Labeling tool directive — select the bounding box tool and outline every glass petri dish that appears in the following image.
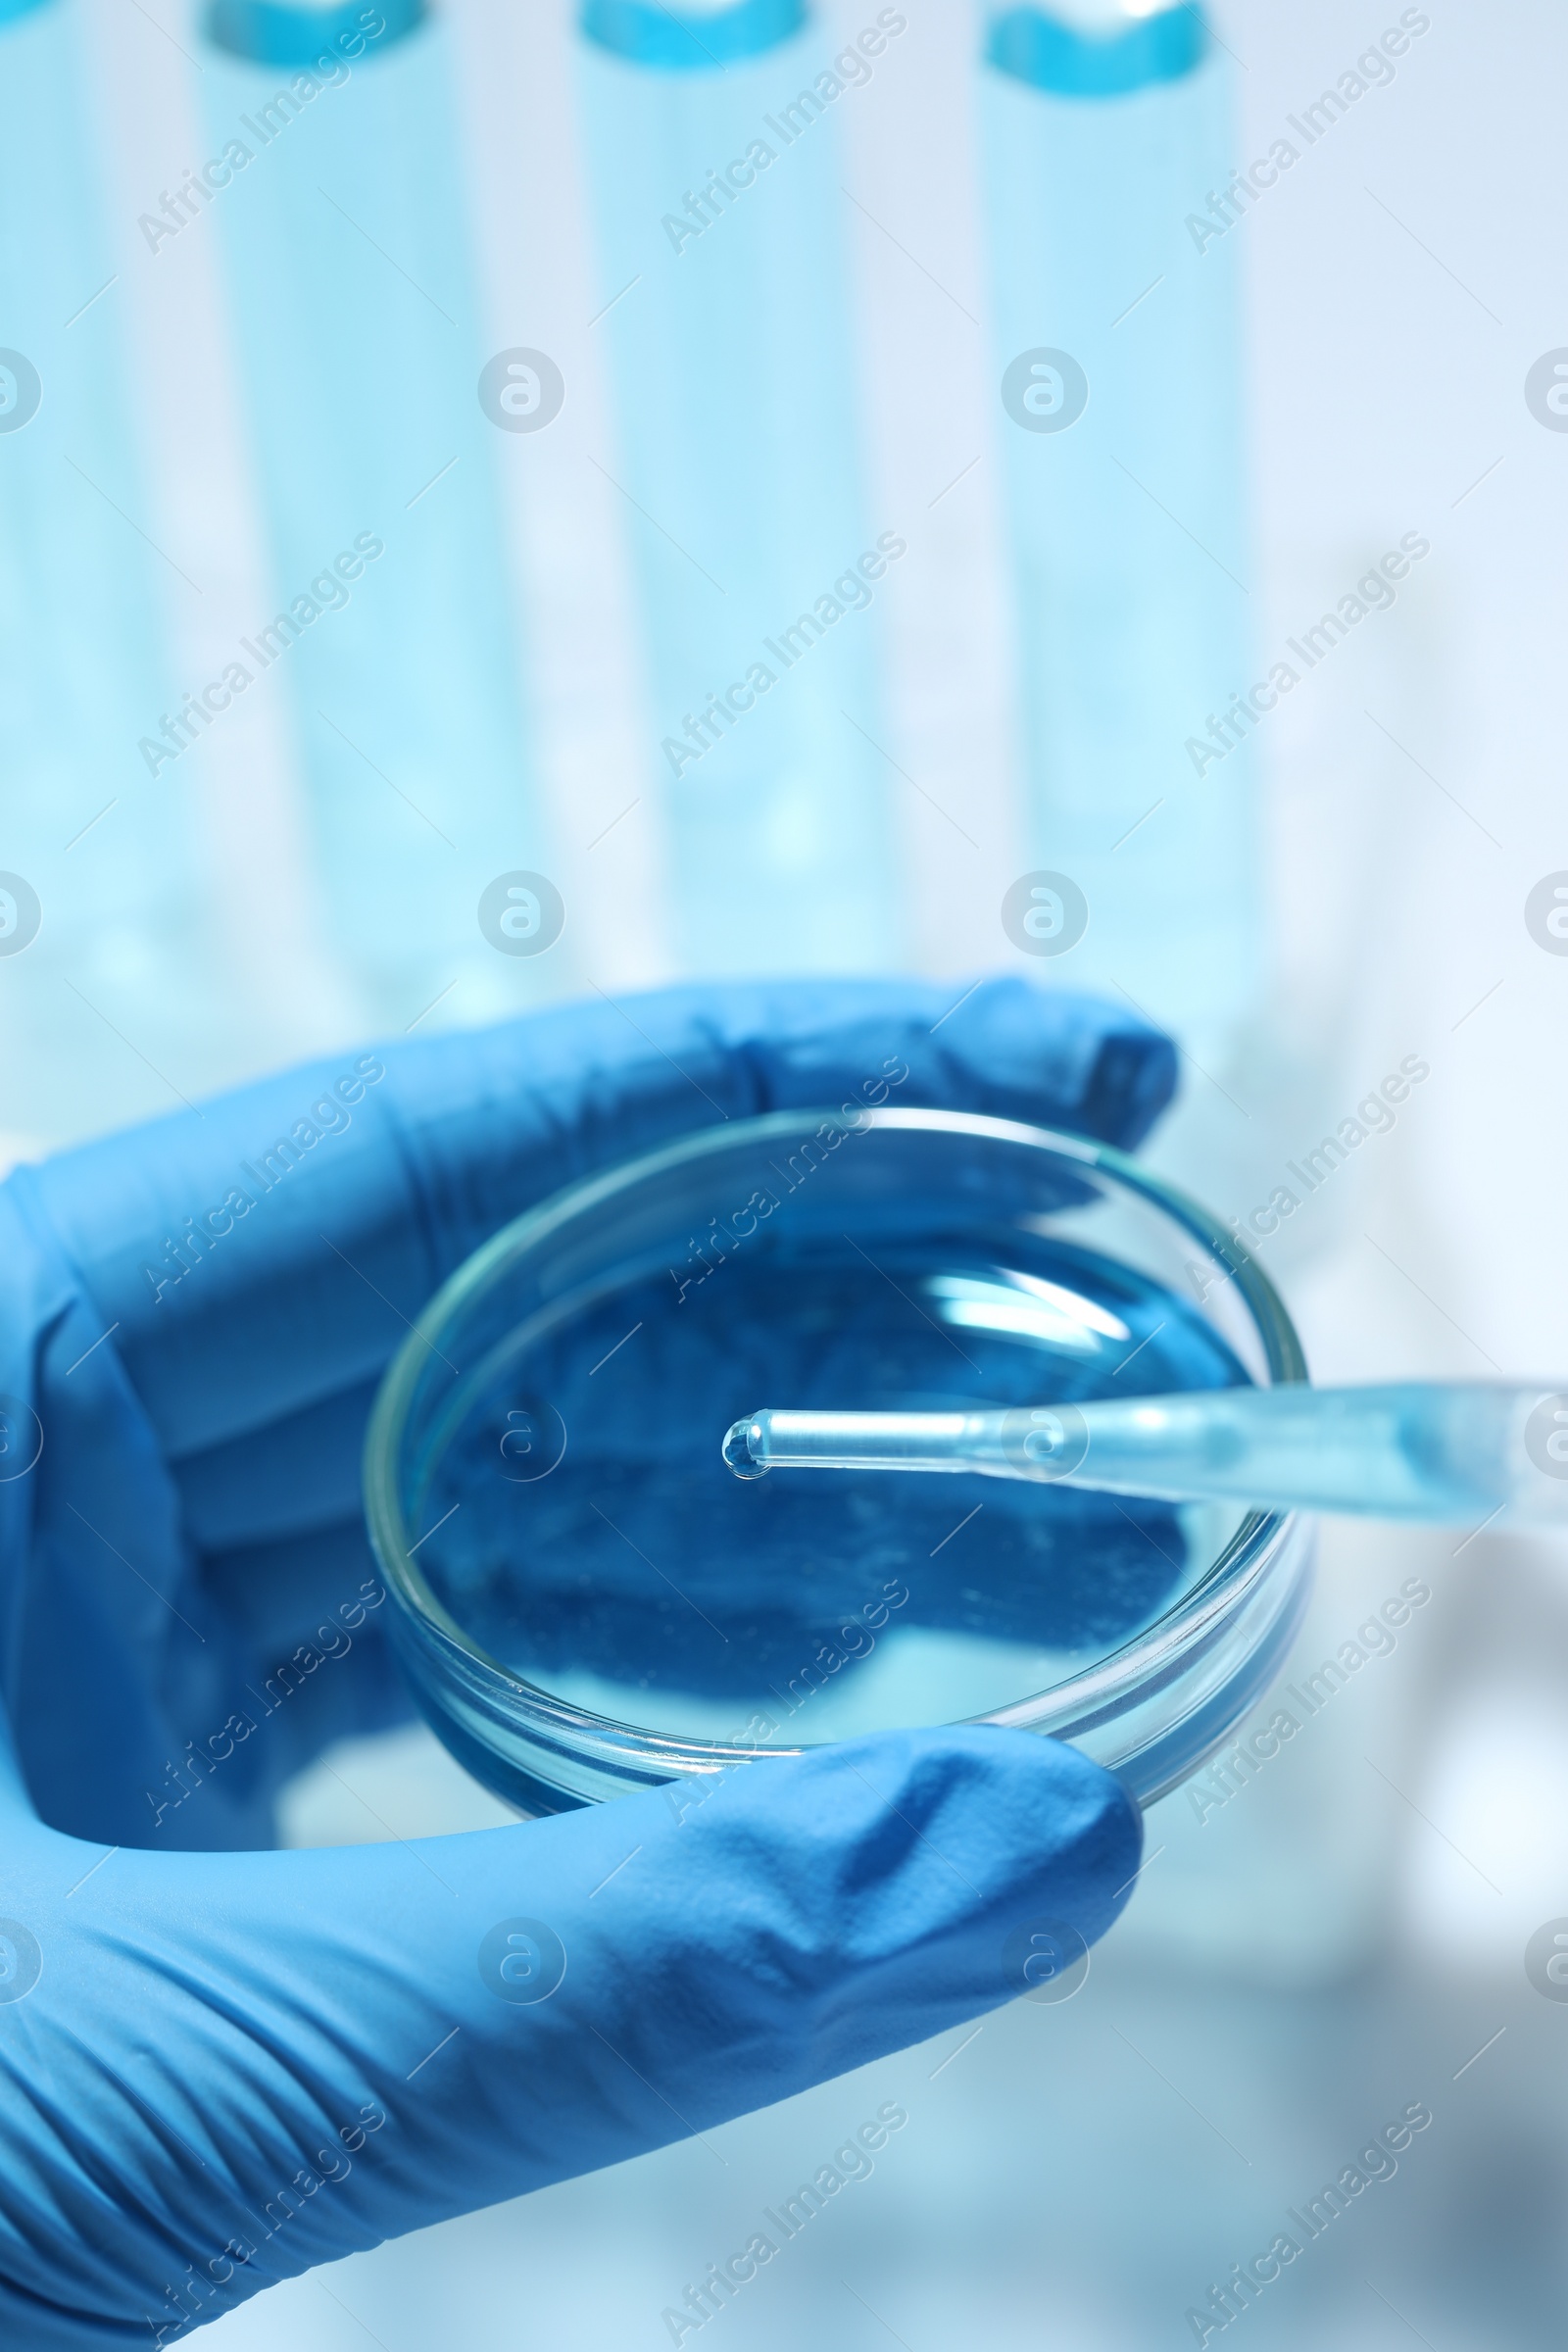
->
[364,1107,1313,1815]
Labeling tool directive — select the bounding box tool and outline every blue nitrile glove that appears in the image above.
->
[0,980,1170,2343]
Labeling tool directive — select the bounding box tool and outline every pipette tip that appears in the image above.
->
[722,1417,767,1479]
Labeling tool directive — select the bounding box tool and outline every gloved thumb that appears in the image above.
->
[1,1727,1140,2342]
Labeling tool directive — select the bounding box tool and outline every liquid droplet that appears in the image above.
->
[722,1417,767,1479]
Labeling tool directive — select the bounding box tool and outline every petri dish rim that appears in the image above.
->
[364,1105,1309,1797]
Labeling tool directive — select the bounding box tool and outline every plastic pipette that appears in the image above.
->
[721,1385,1568,1527]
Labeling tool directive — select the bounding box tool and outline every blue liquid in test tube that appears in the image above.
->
[197,0,557,1022]
[984,1,1257,1051]
[576,0,901,975]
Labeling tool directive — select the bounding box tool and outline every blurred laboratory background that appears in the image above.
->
[3,0,1567,2342]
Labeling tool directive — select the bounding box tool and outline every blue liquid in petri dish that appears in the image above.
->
[413,1230,1252,1746]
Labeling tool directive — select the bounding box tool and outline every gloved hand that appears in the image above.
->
[0,978,1172,2343]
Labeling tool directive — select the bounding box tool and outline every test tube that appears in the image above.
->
[194,0,562,1024]
[575,0,902,974]
[0,0,227,1143]
[983,0,1257,1052]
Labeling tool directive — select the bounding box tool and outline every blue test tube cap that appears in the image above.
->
[206,0,425,68]
[0,0,57,25]
[987,2,1207,96]
[581,0,807,72]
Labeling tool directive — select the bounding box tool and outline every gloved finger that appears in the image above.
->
[20,978,1174,1483]
[0,1728,1139,2342]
